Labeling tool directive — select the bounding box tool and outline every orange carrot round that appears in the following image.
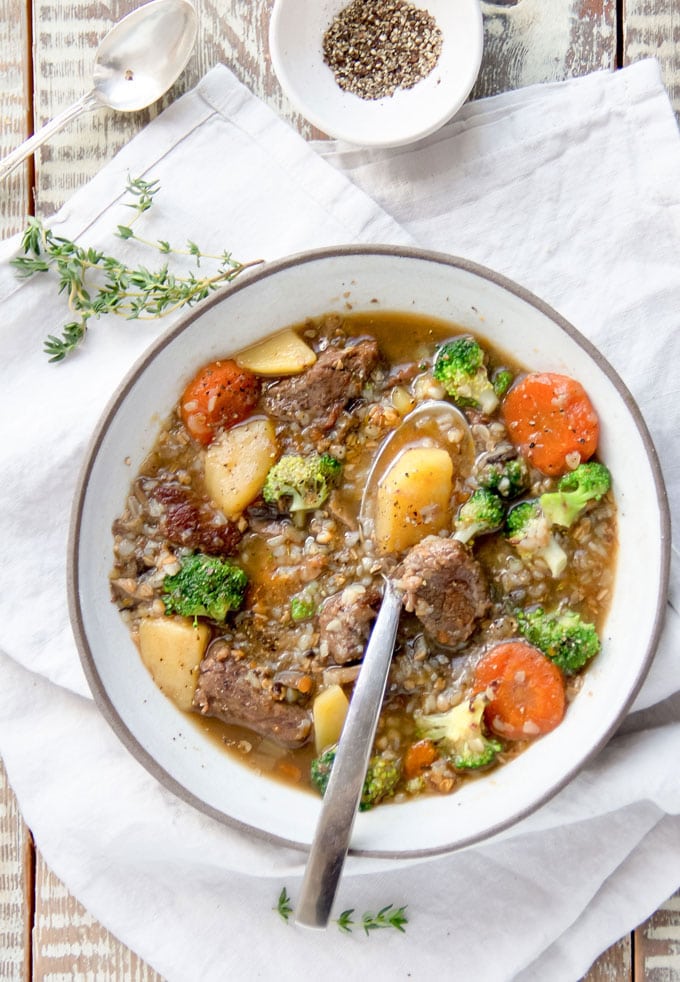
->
[180,360,260,445]
[472,641,566,741]
[502,372,599,476]
[403,739,438,779]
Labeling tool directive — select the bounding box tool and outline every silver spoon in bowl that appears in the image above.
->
[0,0,198,183]
[295,400,474,929]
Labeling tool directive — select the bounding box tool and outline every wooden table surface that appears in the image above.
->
[1,0,679,978]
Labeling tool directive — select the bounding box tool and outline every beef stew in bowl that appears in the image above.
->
[70,246,669,856]
[110,312,617,809]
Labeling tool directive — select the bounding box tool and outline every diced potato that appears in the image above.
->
[235,329,317,376]
[138,616,210,711]
[204,416,278,518]
[313,684,350,753]
[374,447,454,555]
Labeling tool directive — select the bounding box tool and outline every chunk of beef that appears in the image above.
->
[318,584,382,664]
[394,536,489,646]
[262,339,381,431]
[149,482,242,555]
[193,640,312,748]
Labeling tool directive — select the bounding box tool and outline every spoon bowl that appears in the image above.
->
[0,0,198,182]
[359,398,475,540]
[92,0,199,112]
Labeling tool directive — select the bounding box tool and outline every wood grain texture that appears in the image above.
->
[0,760,30,980]
[474,0,616,99]
[32,852,163,981]
[0,0,32,235]
[635,892,680,980]
[584,934,633,980]
[623,0,680,115]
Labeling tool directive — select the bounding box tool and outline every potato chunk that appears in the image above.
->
[374,447,454,555]
[313,684,350,753]
[235,329,317,376]
[204,417,278,518]
[138,616,210,711]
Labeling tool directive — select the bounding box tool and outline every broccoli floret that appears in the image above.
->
[290,595,315,622]
[516,606,601,674]
[433,336,499,415]
[416,693,502,770]
[453,488,506,544]
[505,500,567,578]
[492,368,514,398]
[310,745,401,811]
[474,451,530,499]
[540,462,612,528]
[162,553,247,622]
[262,453,342,514]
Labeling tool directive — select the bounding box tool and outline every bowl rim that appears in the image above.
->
[268,0,484,148]
[68,244,671,858]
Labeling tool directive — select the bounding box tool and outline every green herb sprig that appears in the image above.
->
[12,176,263,363]
[274,887,408,935]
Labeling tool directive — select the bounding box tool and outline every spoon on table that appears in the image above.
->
[295,400,474,929]
[0,0,198,183]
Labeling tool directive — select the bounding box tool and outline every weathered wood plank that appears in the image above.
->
[0,0,32,238]
[634,889,680,981]
[623,0,680,117]
[0,759,31,980]
[32,853,164,981]
[474,0,616,99]
[582,934,633,981]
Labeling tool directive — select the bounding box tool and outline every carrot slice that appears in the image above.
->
[502,372,599,476]
[403,739,438,779]
[180,360,260,445]
[472,641,566,741]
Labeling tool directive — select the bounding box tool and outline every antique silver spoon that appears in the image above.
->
[295,575,403,929]
[296,399,474,928]
[0,0,198,182]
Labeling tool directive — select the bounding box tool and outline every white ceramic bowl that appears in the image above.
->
[268,0,483,147]
[69,246,670,858]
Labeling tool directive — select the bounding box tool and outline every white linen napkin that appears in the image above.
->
[1,58,679,981]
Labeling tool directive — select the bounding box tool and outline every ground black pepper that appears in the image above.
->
[322,0,443,101]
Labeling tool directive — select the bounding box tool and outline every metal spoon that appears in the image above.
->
[0,0,198,183]
[296,400,474,928]
[359,398,475,540]
[295,576,403,929]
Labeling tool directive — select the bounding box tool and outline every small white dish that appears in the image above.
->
[269,0,483,147]
[69,246,670,860]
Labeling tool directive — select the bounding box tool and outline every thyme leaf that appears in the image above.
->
[274,889,408,934]
[11,175,263,363]
[275,886,293,923]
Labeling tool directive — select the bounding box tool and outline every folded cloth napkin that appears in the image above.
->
[1,58,679,982]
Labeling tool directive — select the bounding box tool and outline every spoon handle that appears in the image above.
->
[0,91,99,183]
[295,578,402,929]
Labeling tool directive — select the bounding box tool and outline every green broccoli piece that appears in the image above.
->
[162,553,247,622]
[453,488,506,544]
[262,453,341,514]
[416,693,502,770]
[474,451,530,499]
[433,336,499,415]
[505,499,568,578]
[516,606,601,674]
[492,368,514,398]
[290,595,315,622]
[310,745,401,811]
[540,462,612,528]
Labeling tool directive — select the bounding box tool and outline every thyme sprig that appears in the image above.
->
[274,887,408,935]
[12,176,263,363]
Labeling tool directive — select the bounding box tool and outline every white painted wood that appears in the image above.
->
[624,0,680,117]
[0,760,30,980]
[0,0,31,237]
